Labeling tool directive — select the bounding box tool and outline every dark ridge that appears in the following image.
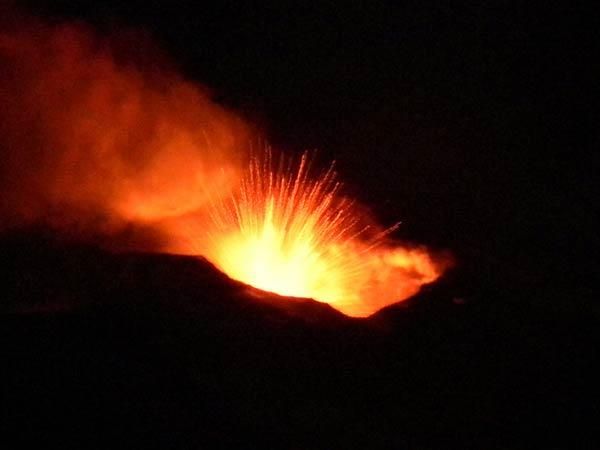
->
[0,229,350,328]
[1,230,598,448]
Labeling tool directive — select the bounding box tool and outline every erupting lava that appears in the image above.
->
[0,17,446,317]
[206,152,369,302]
[176,151,444,317]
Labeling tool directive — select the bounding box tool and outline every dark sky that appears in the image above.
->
[19,1,598,301]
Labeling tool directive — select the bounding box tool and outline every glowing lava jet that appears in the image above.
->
[181,151,444,317]
[0,20,445,317]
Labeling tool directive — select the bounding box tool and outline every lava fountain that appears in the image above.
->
[0,15,447,317]
[171,151,445,317]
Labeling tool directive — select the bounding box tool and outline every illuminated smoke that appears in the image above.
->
[0,16,447,316]
[0,19,250,232]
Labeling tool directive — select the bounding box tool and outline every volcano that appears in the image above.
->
[2,230,597,449]
[2,2,598,448]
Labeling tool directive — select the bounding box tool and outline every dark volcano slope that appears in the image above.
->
[1,232,597,449]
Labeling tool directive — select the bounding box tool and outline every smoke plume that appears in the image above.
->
[0,11,448,316]
[0,16,250,242]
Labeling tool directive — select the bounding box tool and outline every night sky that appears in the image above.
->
[2,2,598,447]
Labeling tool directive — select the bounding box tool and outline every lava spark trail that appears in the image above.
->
[175,151,443,317]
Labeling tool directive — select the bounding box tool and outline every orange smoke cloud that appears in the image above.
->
[0,16,448,317]
[0,19,249,232]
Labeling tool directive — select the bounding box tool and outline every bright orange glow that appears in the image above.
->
[175,152,444,317]
[0,22,249,229]
[0,20,447,317]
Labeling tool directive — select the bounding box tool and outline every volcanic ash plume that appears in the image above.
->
[0,18,447,317]
[0,20,249,232]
